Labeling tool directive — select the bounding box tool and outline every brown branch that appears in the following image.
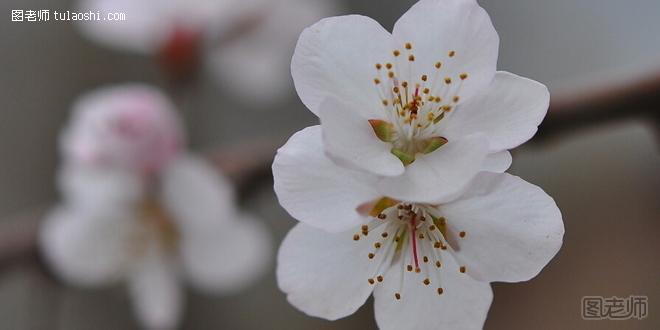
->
[0,138,282,272]
[535,71,660,143]
[4,71,660,273]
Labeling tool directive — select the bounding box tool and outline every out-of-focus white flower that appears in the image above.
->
[290,0,549,203]
[77,0,339,103]
[41,84,271,329]
[273,126,564,329]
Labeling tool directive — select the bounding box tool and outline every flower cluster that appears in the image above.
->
[40,84,271,329]
[273,0,564,328]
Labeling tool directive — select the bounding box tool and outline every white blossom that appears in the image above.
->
[274,0,564,328]
[41,84,271,329]
[291,0,549,203]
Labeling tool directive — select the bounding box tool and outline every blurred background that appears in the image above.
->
[0,0,658,329]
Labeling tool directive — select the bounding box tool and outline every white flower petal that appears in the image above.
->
[291,15,396,117]
[128,243,183,330]
[161,155,236,231]
[277,223,380,321]
[392,0,498,101]
[58,165,143,214]
[209,0,335,105]
[319,98,404,177]
[273,126,380,232]
[444,72,550,152]
[373,253,492,330]
[377,135,489,204]
[442,173,564,283]
[181,213,271,294]
[39,207,134,286]
[481,151,512,173]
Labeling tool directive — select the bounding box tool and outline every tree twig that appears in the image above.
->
[535,71,660,143]
[0,138,281,273]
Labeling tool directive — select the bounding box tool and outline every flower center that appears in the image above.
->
[138,198,180,251]
[370,42,469,165]
[355,197,469,300]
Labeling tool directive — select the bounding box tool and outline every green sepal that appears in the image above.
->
[420,136,448,154]
[391,148,415,165]
[368,197,399,217]
[368,119,396,142]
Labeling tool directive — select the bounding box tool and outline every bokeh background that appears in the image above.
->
[1,0,658,329]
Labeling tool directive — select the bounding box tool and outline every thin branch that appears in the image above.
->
[535,71,660,143]
[0,139,281,272]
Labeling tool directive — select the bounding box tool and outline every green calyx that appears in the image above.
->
[368,119,396,142]
[420,136,448,154]
[391,148,415,165]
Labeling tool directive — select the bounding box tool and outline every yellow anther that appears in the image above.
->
[444,77,452,84]
[393,50,401,57]
[435,62,442,69]
[448,50,456,57]
[460,73,469,80]
[408,54,415,62]
[405,42,412,50]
